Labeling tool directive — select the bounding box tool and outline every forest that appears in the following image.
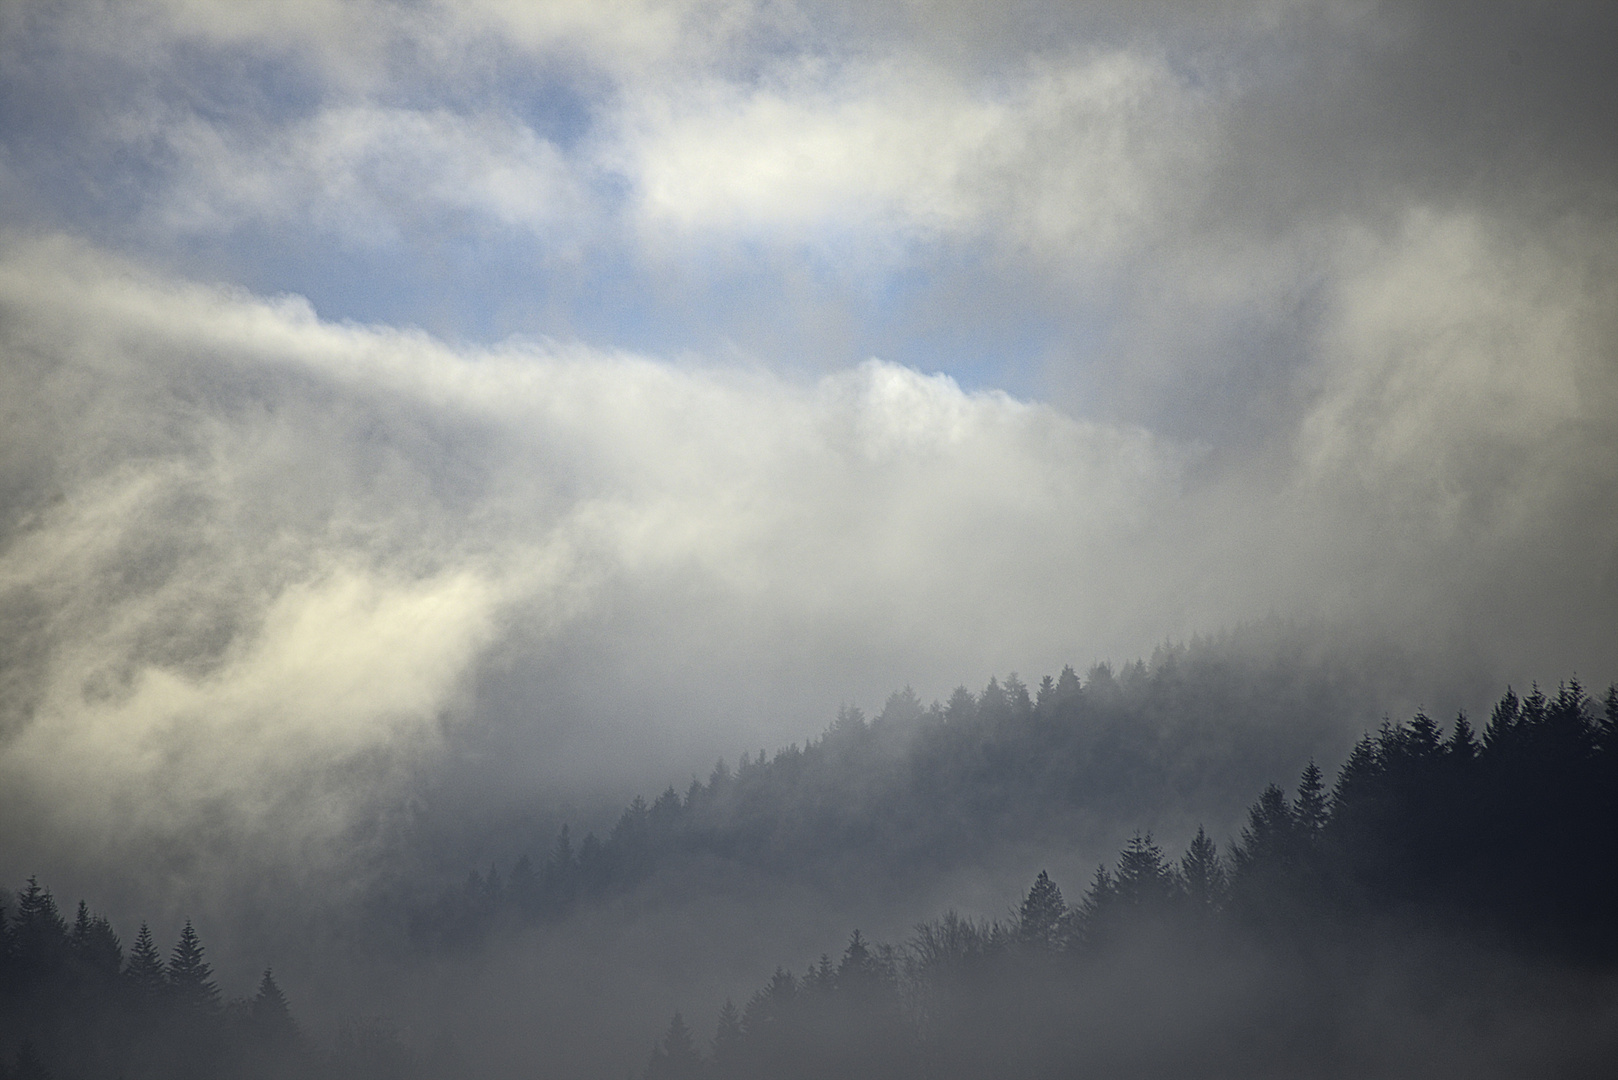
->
[4,672,1616,1078]
[636,680,1618,1079]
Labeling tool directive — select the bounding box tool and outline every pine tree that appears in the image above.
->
[167,920,219,1013]
[944,686,976,724]
[1233,784,1297,875]
[1114,833,1175,909]
[1408,711,1443,756]
[1054,664,1082,703]
[978,677,1010,724]
[711,999,744,1079]
[1017,871,1068,950]
[645,1013,704,1080]
[12,878,68,974]
[126,922,167,1003]
[1178,826,1227,914]
[251,968,298,1042]
[1004,673,1033,720]
[1074,865,1116,951]
[1035,674,1057,714]
[70,900,92,950]
[742,968,796,1036]
[78,913,122,977]
[1447,713,1480,759]
[1294,762,1328,840]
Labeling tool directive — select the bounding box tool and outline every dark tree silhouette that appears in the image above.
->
[1016,871,1067,950]
[167,920,220,1014]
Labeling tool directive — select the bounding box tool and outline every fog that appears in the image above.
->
[2,3,1616,1077]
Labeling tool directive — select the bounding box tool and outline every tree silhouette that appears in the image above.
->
[1017,871,1067,950]
[252,968,298,1041]
[1178,826,1226,915]
[645,1012,704,1080]
[167,920,219,1013]
[125,922,167,1003]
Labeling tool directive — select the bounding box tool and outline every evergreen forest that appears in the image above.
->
[4,667,1616,1079]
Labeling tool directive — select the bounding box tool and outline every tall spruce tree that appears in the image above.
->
[645,1013,704,1080]
[125,922,167,1003]
[1017,871,1068,950]
[167,920,219,1014]
[1178,826,1227,915]
[251,968,297,1042]
[1293,762,1328,839]
[1114,833,1175,909]
[710,999,744,1080]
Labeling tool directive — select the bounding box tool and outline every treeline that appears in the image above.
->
[414,635,1369,945]
[0,884,430,1080]
[639,681,1618,1080]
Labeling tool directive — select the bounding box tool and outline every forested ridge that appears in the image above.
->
[413,635,1383,945]
[5,672,1616,1078]
[638,680,1618,1079]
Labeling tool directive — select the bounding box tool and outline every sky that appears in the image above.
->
[2,1,1616,899]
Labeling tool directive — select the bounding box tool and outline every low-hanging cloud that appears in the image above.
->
[1,1,1616,913]
[3,214,1614,895]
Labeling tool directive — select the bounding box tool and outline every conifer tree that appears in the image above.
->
[12,879,68,973]
[251,968,298,1042]
[1446,713,1480,759]
[1178,826,1227,914]
[1004,673,1033,720]
[167,920,219,1013]
[1017,871,1068,950]
[1114,833,1175,909]
[78,913,122,977]
[1054,664,1082,703]
[1293,762,1328,840]
[645,1013,703,1080]
[1074,865,1116,951]
[978,677,1010,724]
[1233,784,1296,874]
[711,999,744,1079]
[125,922,167,1003]
[1035,674,1056,714]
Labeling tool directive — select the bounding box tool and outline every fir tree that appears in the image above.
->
[1054,664,1082,703]
[1114,833,1175,909]
[126,922,167,1003]
[711,999,744,1079]
[167,920,220,1013]
[645,1013,703,1080]
[1035,674,1057,714]
[1233,784,1297,875]
[1017,871,1067,950]
[1447,713,1480,759]
[1074,865,1116,950]
[251,969,298,1042]
[1294,762,1328,839]
[12,878,67,961]
[1178,826,1227,914]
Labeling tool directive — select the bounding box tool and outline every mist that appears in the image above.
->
[2,2,1616,1077]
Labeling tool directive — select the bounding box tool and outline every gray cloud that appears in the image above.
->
[1,1,1615,907]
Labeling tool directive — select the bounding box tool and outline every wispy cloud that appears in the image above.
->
[1,1,1615,898]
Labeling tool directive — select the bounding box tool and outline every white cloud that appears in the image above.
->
[617,49,1205,263]
[0,237,1190,871]
[154,105,588,243]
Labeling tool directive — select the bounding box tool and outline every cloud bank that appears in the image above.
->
[1,1,1615,895]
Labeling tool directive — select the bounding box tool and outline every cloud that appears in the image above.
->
[0,236,1187,872]
[615,48,1204,266]
[2,2,1616,907]
[154,105,589,244]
